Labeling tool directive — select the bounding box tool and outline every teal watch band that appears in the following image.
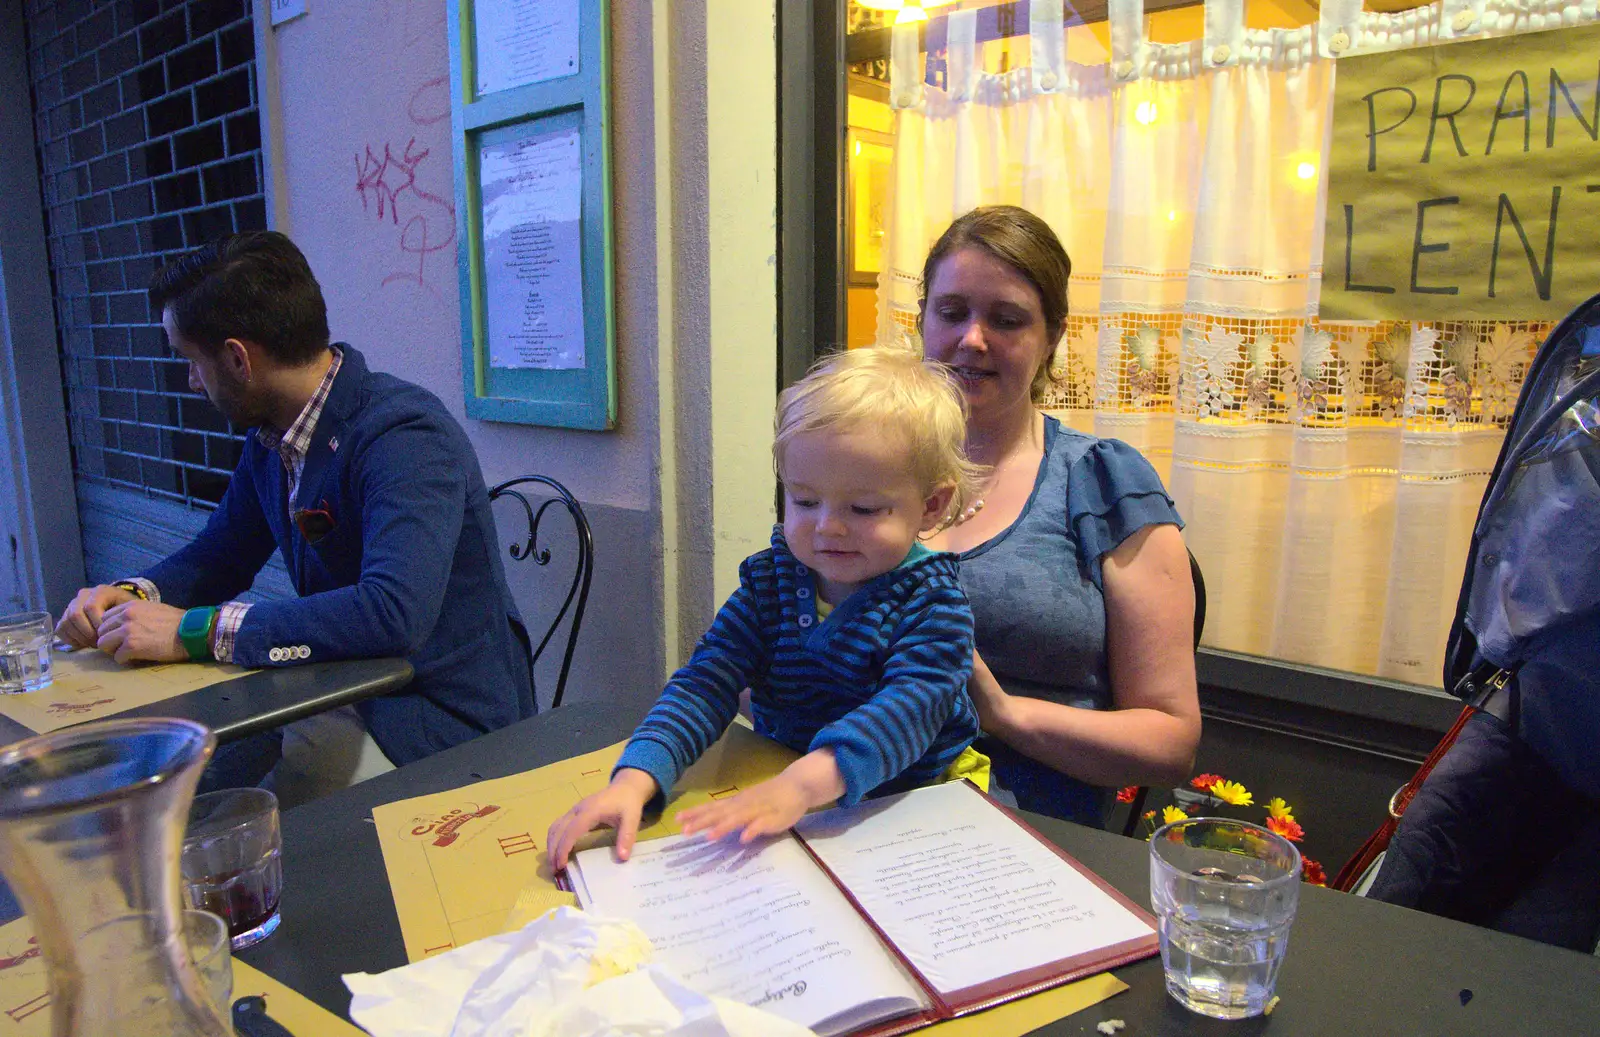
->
[178,607,218,662]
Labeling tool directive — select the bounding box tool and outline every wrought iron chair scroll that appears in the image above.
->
[1120,548,1207,837]
[488,476,594,710]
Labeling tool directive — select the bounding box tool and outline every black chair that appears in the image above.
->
[1120,548,1207,837]
[488,476,594,710]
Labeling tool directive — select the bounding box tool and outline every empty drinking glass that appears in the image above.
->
[182,787,284,951]
[0,611,53,693]
[184,909,234,1013]
[1149,817,1301,1019]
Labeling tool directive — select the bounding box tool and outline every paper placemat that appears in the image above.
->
[373,726,1130,1035]
[0,649,249,735]
[0,915,365,1035]
[373,723,800,962]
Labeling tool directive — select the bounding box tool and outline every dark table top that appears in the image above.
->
[242,703,1600,1036]
[0,656,413,747]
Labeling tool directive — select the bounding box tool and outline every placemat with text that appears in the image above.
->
[0,650,249,735]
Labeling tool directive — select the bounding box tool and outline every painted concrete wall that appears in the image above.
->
[257,0,777,713]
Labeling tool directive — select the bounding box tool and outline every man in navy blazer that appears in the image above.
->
[56,232,535,775]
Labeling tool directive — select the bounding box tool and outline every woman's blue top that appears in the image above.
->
[959,415,1183,827]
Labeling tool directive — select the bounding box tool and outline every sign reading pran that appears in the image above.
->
[1320,24,1600,321]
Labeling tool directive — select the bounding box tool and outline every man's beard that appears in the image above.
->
[208,371,272,429]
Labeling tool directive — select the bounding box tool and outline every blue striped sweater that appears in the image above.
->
[615,528,979,806]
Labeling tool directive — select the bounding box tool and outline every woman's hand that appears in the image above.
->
[546,768,659,870]
[676,749,845,844]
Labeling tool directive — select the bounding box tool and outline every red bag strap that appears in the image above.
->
[1330,704,1476,892]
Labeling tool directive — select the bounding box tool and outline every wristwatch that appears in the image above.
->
[178,607,219,662]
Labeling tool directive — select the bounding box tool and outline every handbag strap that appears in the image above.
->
[1330,701,1478,892]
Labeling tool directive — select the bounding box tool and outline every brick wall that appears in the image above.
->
[26,0,266,508]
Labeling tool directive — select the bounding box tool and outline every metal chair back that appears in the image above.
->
[488,476,594,710]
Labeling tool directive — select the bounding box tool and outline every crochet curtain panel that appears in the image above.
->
[875,0,1595,683]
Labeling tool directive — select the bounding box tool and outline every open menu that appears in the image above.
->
[567,780,1157,1036]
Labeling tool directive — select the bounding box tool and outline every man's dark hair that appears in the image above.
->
[149,231,331,366]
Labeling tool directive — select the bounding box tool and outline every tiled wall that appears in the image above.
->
[26,0,265,508]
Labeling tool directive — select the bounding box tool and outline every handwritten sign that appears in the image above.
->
[1320,24,1600,321]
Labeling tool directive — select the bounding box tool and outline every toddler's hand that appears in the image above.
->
[546,768,658,870]
[676,774,812,845]
[676,748,846,845]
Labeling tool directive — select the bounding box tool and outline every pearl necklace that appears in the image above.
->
[952,497,986,525]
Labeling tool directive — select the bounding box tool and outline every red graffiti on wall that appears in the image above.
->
[355,137,456,298]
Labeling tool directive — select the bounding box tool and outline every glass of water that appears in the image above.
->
[0,611,53,694]
[1149,817,1301,1019]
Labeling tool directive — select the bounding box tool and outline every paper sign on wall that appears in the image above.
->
[270,0,307,27]
[480,127,586,371]
[1320,24,1600,321]
[475,0,581,96]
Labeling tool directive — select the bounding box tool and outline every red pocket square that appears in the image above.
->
[294,501,336,544]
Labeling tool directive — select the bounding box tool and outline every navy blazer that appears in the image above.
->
[143,345,536,764]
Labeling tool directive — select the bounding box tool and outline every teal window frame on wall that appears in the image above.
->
[446,0,616,429]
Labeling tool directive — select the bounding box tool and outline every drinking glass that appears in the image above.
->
[1149,817,1301,1019]
[0,611,53,693]
[184,909,234,1014]
[182,787,284,951]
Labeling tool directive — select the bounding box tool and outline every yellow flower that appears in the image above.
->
[1266,797,1294,821]
[1161,805,1188,824]
[1211,780,1254,806]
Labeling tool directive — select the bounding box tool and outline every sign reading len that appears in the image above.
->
[1321,25,1600,321]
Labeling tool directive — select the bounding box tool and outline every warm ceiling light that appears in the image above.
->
[1134,100,1159,125]
[855,1,905,10]
[895,4,930,23]
[1296,161,1318,180]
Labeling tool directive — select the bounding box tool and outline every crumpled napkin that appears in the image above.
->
[343,907,813,1037]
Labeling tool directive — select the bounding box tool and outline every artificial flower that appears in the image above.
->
[1265,797,1295,821]
[1116,786,1139,803]
[1266,816,1305,842]
[1302,858,1327,886]
[1190,774,1223,792]
[1142,810,1157,821]
[1210,780,1253,806]
[1161,805,1188,824]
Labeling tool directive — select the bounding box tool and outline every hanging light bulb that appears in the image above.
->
[895,4,929,22]
[1134,100,1159,125]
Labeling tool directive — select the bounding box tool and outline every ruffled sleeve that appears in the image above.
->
[1066,437,1184,590]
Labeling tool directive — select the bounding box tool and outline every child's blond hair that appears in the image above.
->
[773,348,983,528]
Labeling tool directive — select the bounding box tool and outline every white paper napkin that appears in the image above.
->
[343,907,814,1037]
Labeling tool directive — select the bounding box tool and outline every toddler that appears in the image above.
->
[547,348,984,868]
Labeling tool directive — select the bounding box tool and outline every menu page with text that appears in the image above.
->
[795,782,1155,999]
[570,832,929,1036]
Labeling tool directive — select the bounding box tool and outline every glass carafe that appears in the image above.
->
[0,718,233,1035]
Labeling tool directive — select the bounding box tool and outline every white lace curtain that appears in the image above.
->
[876,0,1594,684]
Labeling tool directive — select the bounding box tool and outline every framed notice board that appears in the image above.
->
[447,0,615,428]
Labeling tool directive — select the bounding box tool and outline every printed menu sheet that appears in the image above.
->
[0,649,249,735]
[0,916,364,1035]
